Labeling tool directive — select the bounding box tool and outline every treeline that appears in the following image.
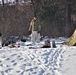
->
[31,0,76,37]
[0,0,76,37]
[0,5,34,37]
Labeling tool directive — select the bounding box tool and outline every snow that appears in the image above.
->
[60,46,76,75]
[0,38,76,75]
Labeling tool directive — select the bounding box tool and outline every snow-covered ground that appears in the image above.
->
[0,38,76,75]
[60,46,76,75]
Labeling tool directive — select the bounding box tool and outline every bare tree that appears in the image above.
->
[2,0,4,7]
[65,0,72,37]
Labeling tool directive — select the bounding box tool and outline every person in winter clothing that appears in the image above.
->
[42,40,51,48]
[29,16,41,44]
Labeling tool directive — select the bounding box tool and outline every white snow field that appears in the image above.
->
[0,39,76,75]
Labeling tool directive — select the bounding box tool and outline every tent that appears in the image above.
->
[62,29,76,46]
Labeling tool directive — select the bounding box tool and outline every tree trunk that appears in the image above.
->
[62,29,76,46]
[2,0,4,7]
[2,0,5,19]
[65,0,72,37]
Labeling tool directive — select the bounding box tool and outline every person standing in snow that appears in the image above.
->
[29,16,41,44]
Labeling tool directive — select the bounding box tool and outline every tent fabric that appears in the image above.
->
[62,29,76,46]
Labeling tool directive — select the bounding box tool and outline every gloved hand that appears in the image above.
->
[38,31,40,33]
[29,31,31,34]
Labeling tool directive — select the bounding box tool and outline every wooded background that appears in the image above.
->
[0,0,76,38]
